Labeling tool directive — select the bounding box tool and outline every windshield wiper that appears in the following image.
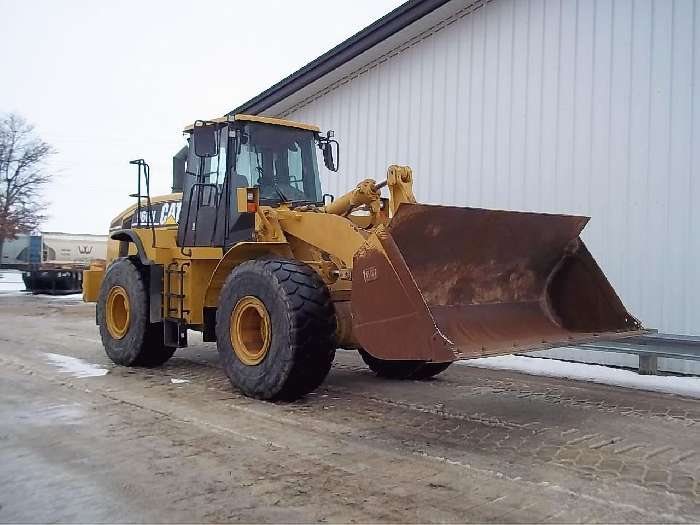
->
[288,199,316,207]
[271,184,290,202]
[256,182,290,203]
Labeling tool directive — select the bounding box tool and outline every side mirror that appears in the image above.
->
[321,131,339,172]
[192,121,218,158]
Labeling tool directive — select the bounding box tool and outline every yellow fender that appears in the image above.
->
[203,241,293,308]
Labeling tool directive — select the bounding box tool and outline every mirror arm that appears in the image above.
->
[317,130,339,172]
[331,138,339,171]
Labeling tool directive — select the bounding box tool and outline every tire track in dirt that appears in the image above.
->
[1,295,699,522]
[92,356,700,509]
[2,349,695,522]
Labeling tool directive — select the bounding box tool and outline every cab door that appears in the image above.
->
[177,126,227,248]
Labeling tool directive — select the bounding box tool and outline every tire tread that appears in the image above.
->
[97,258,174,368]
[216,258,336,400]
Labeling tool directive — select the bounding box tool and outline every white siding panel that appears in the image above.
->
[278,0,700,337]
[690,0,700,336]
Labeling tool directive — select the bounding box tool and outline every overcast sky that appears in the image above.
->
[1,0,402,234]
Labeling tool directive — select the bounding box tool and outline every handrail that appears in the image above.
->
[129,159,156,248]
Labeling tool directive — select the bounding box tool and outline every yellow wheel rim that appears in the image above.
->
[230,296,271,366]
[106,285,130,339]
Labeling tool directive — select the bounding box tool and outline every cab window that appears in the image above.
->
[232,122,322,204]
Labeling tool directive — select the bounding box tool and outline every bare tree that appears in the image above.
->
[0,113,54,263]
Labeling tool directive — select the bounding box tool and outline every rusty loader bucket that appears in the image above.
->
[352,203,643,363]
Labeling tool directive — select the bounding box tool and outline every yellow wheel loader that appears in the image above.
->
[83,114,643,400]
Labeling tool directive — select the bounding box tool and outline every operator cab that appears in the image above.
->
[177,114,338,249]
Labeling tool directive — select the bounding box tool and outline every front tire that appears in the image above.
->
[359,350,451,380]
[97,258,174,367]
[359,349,422,379]
[216,259,336,400]
[411,362,451,380]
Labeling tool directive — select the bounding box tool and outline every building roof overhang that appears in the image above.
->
[227,0,453,117]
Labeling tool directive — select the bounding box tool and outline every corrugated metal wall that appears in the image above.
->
[276,0,699,339]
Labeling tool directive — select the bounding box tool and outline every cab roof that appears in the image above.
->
[183,114,320,133]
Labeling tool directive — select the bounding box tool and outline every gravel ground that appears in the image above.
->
[0,294,698,523]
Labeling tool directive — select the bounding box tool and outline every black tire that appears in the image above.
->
[359,350,451,380]
[359,349,423,379]
[410,362,452,380]
[97,258,174,367]
[216,259,336,401]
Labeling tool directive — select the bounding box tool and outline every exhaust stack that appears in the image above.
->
[172,145,188,193]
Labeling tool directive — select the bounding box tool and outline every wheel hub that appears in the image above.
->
[230,296,271,365]
[106,285,130,339]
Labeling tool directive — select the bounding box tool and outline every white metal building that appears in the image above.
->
[229,0,699,369]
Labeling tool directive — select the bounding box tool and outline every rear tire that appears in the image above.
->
[97,258,174,367]
[359,350,451,380]
[216,259,336,400]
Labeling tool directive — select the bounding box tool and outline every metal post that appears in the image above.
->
[638,354,658,375]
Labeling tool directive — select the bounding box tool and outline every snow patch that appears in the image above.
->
[170,378,190,384]
[44,353,108,378]
[0,270,26,293]
[44,293,83,301]
[458,355,700,399]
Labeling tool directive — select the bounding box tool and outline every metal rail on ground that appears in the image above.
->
[564,333,700,375]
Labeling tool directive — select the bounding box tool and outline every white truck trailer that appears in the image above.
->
[19,232,107,294]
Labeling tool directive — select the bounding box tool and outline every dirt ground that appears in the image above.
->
[0,294,698,523]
